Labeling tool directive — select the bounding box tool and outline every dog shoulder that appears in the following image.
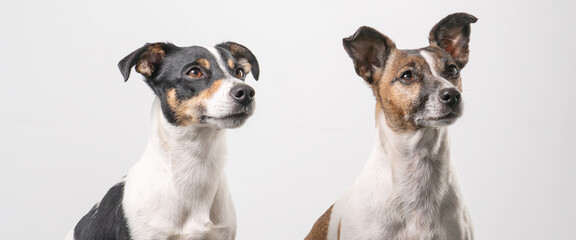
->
[73,181,131,240]
[305,205,335,240]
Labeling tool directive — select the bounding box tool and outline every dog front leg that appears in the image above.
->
[208,176,237,240]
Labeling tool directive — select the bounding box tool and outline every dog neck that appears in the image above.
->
[369,105,452,210]
[144,98,227,197]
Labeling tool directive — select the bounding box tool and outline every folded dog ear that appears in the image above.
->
[217,42,260,80]
[118,42,174,82]
[429,13,477,68]
[343,26,396,84]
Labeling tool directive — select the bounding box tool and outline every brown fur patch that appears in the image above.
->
[373,51,423,132]
[136,44,166,77]
[229,44,247,56]
[196,79,223,102]
[196,58,210,69]
[227,58,234,69]
[424,47,463,90]
[237,58,252,75]
[337,220,342,240]
[166,80,223,126]
[305,205,333,240]
[230,45,252,73]
[166,89,194,126]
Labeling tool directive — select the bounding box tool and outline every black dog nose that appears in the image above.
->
[230,85,255,105]
[439,88,461,106]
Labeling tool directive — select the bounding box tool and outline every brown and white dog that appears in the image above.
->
[67,42,259,240]
[305,13,477,240]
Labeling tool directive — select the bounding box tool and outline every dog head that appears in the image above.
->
[118,42,260,129]
[343,13,477,132]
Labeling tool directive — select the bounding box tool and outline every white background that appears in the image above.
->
[1,0,575,239]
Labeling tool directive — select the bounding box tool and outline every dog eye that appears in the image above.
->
[187,67,203,79]
[400,70,415,83]
[447,65,459,78]
[235,68,245,79]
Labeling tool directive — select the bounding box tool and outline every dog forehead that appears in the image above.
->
[420,48,454,69]
[418,48,461,90]
[384,50,426,74]
[164,46,220,66]
[387,48,450,77]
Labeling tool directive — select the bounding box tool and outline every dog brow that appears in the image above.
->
[420,50,440,78]
[420,50,456,89]
[196,58,211,69]
[206,47,234,79]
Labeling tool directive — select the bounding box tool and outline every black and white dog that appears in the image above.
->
[67,42,259,240]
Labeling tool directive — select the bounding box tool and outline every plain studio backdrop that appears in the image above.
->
[1,0,575,239]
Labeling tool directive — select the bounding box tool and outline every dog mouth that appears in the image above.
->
[414,110,461,127]
[428,112,460,121]
[208,112,251,120]
[201,108,254,129]
[203,107,254,121]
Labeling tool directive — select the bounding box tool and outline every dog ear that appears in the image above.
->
[118,43,174,82]
[217,42,260,80]
[429,13,477,68]
[343,26,396,84]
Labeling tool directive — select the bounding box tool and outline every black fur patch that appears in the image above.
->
[73,181,131,240]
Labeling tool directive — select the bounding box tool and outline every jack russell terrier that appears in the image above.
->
[67,41,259,240]
[305,13,477,240]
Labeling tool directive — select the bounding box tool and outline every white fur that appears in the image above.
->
[420,50,453,89]
[326,110,473,239]
[415,50,463,127]
[123,98,237,240]
[203,47,253,128]
[204,78,248,119]
[207,47,234,79]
